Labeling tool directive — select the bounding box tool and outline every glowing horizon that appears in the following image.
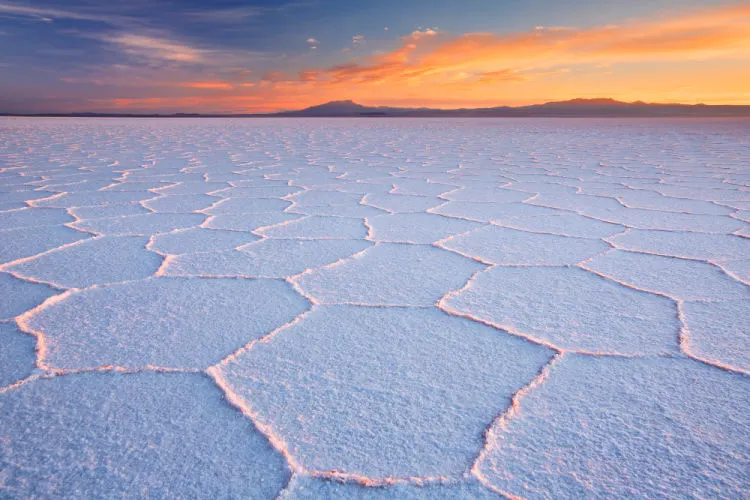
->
[1,1,749,113]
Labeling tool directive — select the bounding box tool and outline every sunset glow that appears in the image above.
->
[2,1,750,113]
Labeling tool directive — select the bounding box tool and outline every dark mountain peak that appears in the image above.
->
[541,98,631,107]
[290,100,369,115]
[321,100,359,106]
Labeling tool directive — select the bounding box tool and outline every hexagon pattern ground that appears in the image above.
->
[1,118,748,498]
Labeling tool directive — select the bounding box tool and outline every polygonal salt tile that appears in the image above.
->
[443,187,531,203]
[364,193,443,213]
[0,323,37,387]
[0,225,90,265]
[0,207,74,230]
[369,213,483,244]
[682,300,749,372]
[30,191,154,208]
[0,175,42,188]
[433,201,559,222]
[2,373,291,497]
[143,194,218,213]
[336,181,394,195]
[529,192,627,214]
[392,181,457,197]
[289,189,362,208]
[154,181,229,195]
[296,243,485,306]
[0,190,53,210]
[69,203,151,219]
[205,212,303,232]
[22,277,309,369]
[149,228,259,254]
[587,207,743,234]
[476,355,750,498]
[610,230,749,261]
[280,476,497,499]
[101,180,175,191]
[616,190,734,215]
[443,226,608,265]
[498,213,624,239]
[164,239,372,278]
[258,216,368,239]
[0,272,59,320]
[72,213,205,236]
[294,203,387,218]
[229,178,290,187]
[212,185,302,198]
[584,250,749,301]
[41,179,115,193]
[7,236,161,288]
[219,306,553,478]
[718,260,750,285]
[204,197,292,214]
[289,190,386,217]
[652,184,746,201]
[443,266,679,354]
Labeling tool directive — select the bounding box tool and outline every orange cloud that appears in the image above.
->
[327,2,750,86]
[181,81,233,90]
[102,34,209,62]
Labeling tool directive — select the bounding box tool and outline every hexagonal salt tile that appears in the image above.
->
[218,305,554,478]
[443,266,679,354]
[2,372,291,497]
[476,355,750,498]
[296,243,485,306]
[21,277,309,369]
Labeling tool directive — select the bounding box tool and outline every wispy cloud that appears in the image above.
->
[0,1,128,24]
[181,81,233,89]
[183,6,263,24]
[98,33,210,62]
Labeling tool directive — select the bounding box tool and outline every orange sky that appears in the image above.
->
[182,4,749,111]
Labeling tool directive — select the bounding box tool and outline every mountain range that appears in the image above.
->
[3,98,750,118]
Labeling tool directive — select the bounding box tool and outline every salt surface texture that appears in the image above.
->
[1,117,748,498]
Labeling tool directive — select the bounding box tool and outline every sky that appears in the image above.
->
[1,0,749,113]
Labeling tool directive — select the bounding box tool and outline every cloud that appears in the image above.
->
[261,71,285,82]
[352,34,365,45]
[183,2,309,24]
[299,70,320,82]
[307,38,319,44]
[99,33,210,63]
[181,81,233,90]
[184,6,263,24]
[409,28,438,39]
[476,69,526,83]
[0,2,126,23]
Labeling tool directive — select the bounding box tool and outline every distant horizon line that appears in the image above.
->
[3,97,750,118]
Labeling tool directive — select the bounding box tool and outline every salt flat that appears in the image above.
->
[1,117,748,498]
